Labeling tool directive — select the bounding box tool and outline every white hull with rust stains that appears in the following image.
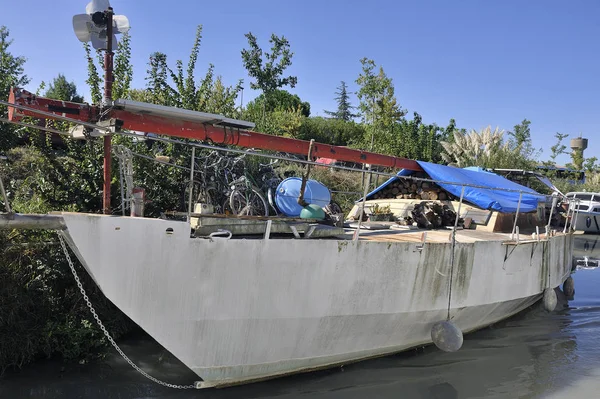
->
[57,212,573,387]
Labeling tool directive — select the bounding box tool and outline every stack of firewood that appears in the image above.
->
[369,176,457,201]
[397,201,464,229]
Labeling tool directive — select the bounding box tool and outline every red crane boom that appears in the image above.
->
[7,87,422,171]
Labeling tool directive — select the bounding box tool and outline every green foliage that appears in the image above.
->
[508,119,531,147]
[583,156,599,172]
[244,102,304,137]
[44,74,84,103]
[245,90,310,117]
[112,32,133,100]
[355,58,406,154]
[241,32,298,96]
[324,81,358,121]
[143,26,242,117]
[0,26,30,151]
[355,58,406,127]
[296,117,365,146]
[0,148,134,374]
[440,126,534,169]
[83,43,102,104]
[548,133,569,166]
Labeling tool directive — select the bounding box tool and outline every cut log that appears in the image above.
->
[438,192,447,200]
[428,191,439,200]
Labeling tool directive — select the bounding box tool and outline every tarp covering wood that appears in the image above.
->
[417,161,542,213]
[361,161,543,213]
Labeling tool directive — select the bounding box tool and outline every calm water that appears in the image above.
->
[2,236,600,399]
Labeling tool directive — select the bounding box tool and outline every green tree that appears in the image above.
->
[355,58,406,154]
[142,26,242,116]
[45,74,84,103]
[547,133,569,166]
[583,156,599,172]
[0,26,30,151]
[324,81,358,121]
[508,119,531,147]
[241,32,297,120]
[83,32,132,104]
[244,89,310,118]
[296,117,365,146]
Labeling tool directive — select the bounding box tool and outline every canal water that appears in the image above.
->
[1,235,600,399]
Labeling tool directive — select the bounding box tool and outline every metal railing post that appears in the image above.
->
[187,146,196,223]
[0,173,11,214]
[511,191,523,240]
[572,198,581,232]
[546,193,559,235]
[563,197,573,234]
[353,164,372,242]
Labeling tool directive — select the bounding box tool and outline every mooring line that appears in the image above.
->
[56,231,202,390]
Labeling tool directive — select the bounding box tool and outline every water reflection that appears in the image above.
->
[2,249,600,398]
[573,234,600,269]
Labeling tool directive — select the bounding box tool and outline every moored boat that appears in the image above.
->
[565,191,600,233]
[0,89,577,389]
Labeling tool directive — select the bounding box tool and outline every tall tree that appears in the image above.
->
[355,58,405,153]
[324,81,358,121]
[508,119,531,147]
[140,25,242,116]
[355,58,405,126]
[241,32,297,120]
[0,26,30,151]
[45,74,84,103]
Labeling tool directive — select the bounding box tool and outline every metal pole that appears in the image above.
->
[0,174,11,213]
[118,156,125,216]
[447,185,465,320]
[563,198,572,234]
[187,147,196,223]
[546,193,559,235]
[511,191,523,240]
[102,7,114,215]
[297,139,315,207]
[572,198,580,232]
[353,164,372,241]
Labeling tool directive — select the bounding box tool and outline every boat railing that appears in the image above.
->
[0,99,581,240]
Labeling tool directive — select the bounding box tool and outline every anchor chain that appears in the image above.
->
[57,232,200,390]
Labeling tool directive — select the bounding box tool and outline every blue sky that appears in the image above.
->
[2,0,599,165]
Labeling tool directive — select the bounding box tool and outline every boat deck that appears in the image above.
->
[188,213,551,243]
[353,226,533,244]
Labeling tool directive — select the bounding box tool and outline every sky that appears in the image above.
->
[2,0,599,166]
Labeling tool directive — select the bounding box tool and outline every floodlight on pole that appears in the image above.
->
[72,0,130,51]
[72,0,131,214]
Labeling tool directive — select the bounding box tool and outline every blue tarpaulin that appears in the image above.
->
[362,161,543,213]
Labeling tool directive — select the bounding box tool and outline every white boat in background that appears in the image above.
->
[0,89,577,389]
[565,192,600,233]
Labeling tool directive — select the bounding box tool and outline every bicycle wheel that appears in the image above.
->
[325,200,343,215]
[229,186,269,216]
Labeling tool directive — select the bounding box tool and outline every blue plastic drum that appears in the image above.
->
[275,177,331,217]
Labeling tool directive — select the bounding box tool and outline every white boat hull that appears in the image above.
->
[573,211,600,233]
[58,213,573,387]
